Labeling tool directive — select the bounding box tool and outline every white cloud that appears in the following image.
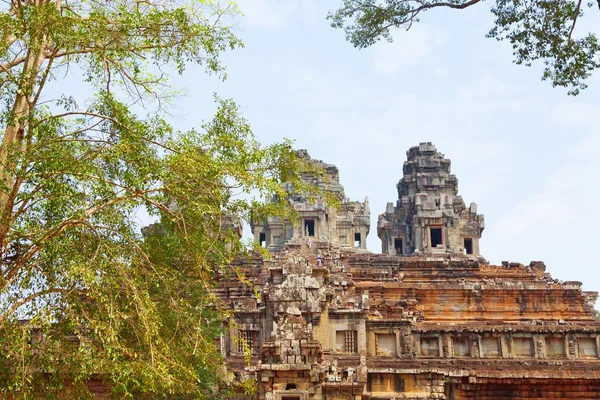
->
[370,25,450,76]
[486,102,600,294]
[548,101,598,129]
[434,66,449,79]
[236,0,315,31]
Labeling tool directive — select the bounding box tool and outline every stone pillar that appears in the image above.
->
[414,223,423,252]
[367,330,376,356]
[395,330,402,357]
[501,334,511,358]
[443,334,452,358]
[534,334,545,358]
[357,319,367,356]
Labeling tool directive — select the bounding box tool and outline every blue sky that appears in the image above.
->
[164,1,599,297]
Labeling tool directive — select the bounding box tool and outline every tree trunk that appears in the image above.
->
[0,31,47,250]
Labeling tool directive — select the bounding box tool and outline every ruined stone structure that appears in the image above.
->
[216,144,600,400]
[250,150,370,251]
[378,143,484,257]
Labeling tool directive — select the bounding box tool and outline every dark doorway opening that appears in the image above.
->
[430,228,442,247]
[259,233,266,248]
[394,238,403,255]
[304,219,315,236]
[464,238,473,254]
[354,232,361,248]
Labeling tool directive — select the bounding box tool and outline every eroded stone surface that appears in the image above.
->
[216,145,600,400]
[378,142,485,257]
[251,150,370,251]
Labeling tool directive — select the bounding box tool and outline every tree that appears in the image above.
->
[0,1,308,398]
[328,0,600,95]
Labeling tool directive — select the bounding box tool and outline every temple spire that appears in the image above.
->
[378,142,485,256]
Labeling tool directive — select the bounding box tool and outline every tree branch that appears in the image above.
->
[406,0,481,16]
[34,111,120,127]
[568,0,582,41]
[0,287,75,325]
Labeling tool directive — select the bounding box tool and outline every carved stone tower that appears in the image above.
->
[378,142,485,256]
[215,144,600,400]
[251,150,370,251]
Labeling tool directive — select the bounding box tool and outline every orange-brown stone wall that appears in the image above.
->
[448,378,600,399]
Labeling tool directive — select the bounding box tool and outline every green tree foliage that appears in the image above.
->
[0,1,309,398]
[328,0,600,95]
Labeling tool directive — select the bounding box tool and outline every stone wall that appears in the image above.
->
[215,143,600,399]
[215,243,600,399]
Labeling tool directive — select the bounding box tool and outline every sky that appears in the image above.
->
[160,1,600,298]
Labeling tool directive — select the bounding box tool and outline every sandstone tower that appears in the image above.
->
[251,150,370,251]
[215,144,600,400]
[378,142,485,256]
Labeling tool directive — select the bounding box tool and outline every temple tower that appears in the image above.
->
[251,150,370,251]
[378,142,485,256]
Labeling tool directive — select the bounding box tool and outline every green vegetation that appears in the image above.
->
[0,1,309,398]
[328,0,600,95]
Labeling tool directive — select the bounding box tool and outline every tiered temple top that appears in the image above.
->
[378,142,485,257]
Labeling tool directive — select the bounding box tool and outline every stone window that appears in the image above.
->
[464,238,473,254]
[513,337,534,357]
[367,373,404,392]
[236,329,259,355]
[271,269,283,284]
[452,336,471,357]
[430,227,443,247]
[339,235,347,244]
[354,232,362,248]
[304,219,315,237]
[277,392,306,400]
[259,232,266,248]
[335,330,357,353]
[545,336,566,358]
[578,337,598,358]
[482,336,501,357]
[420,336,440,358]
[376,333,396,357]
[394,238,403,255]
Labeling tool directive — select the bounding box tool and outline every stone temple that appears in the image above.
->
[250,149,370,252]
[215,143,600,400]
[378,143,484,257]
